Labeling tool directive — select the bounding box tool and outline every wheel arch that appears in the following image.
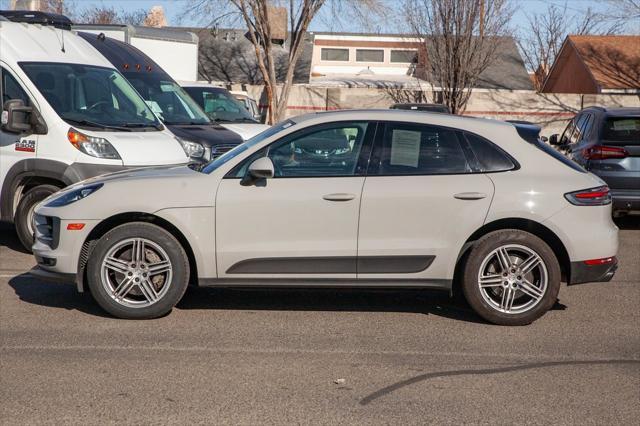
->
[1,159,72,222]
[452,218,571,297]
[77,212,198,293]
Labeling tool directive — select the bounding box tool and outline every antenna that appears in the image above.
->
[61,27,66,52]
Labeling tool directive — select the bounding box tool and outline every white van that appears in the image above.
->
[0,12,189,249]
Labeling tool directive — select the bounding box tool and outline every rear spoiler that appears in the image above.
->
[512,123,542,144]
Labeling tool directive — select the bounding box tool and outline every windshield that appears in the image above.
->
[602,117,640,144]
[124,73,210,125]
[202,120,294,174]
[184,86,257,123]
[20,62,160,130]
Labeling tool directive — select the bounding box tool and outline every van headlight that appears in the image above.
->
[45,183,103,207]
[67,128,121,159]
[176,137,205,158]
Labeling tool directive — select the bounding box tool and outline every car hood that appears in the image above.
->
[38,165,216,220]
[168,123,243,147]
[97,130,189,166]
[219,123,271,140]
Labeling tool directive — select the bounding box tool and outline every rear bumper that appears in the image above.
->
[568,257,618,285]
[611,189,640,213]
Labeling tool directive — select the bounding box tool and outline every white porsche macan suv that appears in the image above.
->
[31,110,619,325]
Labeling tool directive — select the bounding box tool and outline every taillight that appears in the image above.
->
[564,185,611,206]
[583,145,628,160]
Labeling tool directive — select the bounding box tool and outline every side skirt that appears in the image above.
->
[197,278,452,291]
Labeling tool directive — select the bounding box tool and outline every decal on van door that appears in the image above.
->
[15,139,35,152]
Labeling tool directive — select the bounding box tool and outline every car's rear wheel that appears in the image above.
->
[87,222,190,319]
[15,184,60,252]
[462,230,560,326]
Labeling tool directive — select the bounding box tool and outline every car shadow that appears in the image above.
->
[0,222,29,254]
[8,273,568,323]
[614,216,640,230]
[8,273,112,318]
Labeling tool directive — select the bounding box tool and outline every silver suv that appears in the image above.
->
[32,110,619,325]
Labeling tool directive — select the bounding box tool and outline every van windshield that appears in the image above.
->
[20,62,160,131]
[183,86,257,123]
[124,73,210,126]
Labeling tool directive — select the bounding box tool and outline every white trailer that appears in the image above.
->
[72,24,199,82]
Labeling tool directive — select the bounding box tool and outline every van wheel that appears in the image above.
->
[86,222,190,319]
[15,184,60,252]
[462,230,561,326]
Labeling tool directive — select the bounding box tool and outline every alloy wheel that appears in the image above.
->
[477,244,548,314]
[100,238,173,308]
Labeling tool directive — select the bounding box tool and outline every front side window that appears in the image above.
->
[356,49,384,62]
[371,122,472,175]
[20,62,160,130]
[267,122,370,177]
[125,74,209,125]
[320,48,349,61]
[1,67,30,106]
[183,87,256,123]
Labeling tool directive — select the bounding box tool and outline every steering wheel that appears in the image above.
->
[87,100,110,112]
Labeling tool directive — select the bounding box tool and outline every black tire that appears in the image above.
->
[87,222,190,319]
[15,184,60,252]
[462,229,561,326]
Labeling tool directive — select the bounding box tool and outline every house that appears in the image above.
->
[542,35,640,94]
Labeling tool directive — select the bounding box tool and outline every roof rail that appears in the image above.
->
[0,10,72,30]
[584,105,606,111]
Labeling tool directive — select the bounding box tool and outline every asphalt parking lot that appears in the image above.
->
[1,219,639,424]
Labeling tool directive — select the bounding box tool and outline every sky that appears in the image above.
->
[0,0,624,32]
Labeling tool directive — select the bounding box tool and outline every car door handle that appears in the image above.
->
[323,193,356,202]
[454,192,487,200]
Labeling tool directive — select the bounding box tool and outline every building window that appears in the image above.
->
[356,49,384,62]
[321,48,349,61]
[390,50,418,63]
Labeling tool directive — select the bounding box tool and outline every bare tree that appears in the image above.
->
[186,0,385,124]
[404,0,513,114]
[517,3,622,91]
[76,6,148,25]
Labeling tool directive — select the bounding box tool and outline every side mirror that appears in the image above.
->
[548,134,559,145]
[540,135,548,142]
[241,156,274,185]
[2,99,33,134]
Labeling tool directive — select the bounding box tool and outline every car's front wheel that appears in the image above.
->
[462,230,561,326]
[87,222,190,319]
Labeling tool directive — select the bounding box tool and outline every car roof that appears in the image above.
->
[584,106,640,116]
[178,80,226,88]
[0,20,113,68]
[76,32,171,79]
[290,109,515,132]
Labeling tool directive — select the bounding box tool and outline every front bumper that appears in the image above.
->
[568,257,618,285]
[29,265,76,285]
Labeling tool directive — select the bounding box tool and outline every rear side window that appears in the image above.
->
[602,117,640,144]
[370,122,472,175]
[464,132,515,172]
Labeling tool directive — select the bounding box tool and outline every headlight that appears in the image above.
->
[45,183,103,207]
[176,137,205,158]
[68,128,121,159]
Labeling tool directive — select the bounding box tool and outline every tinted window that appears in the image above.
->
[602,117,640,144]
[124,74,209,125]
[356,49,384,62]
[268,122,369,177]
[184,86,255,123]
[465,133,515,172]
[321,48,349,61]
[372,123,471,175]
[390,50,418,63]
[1,68,30,106]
